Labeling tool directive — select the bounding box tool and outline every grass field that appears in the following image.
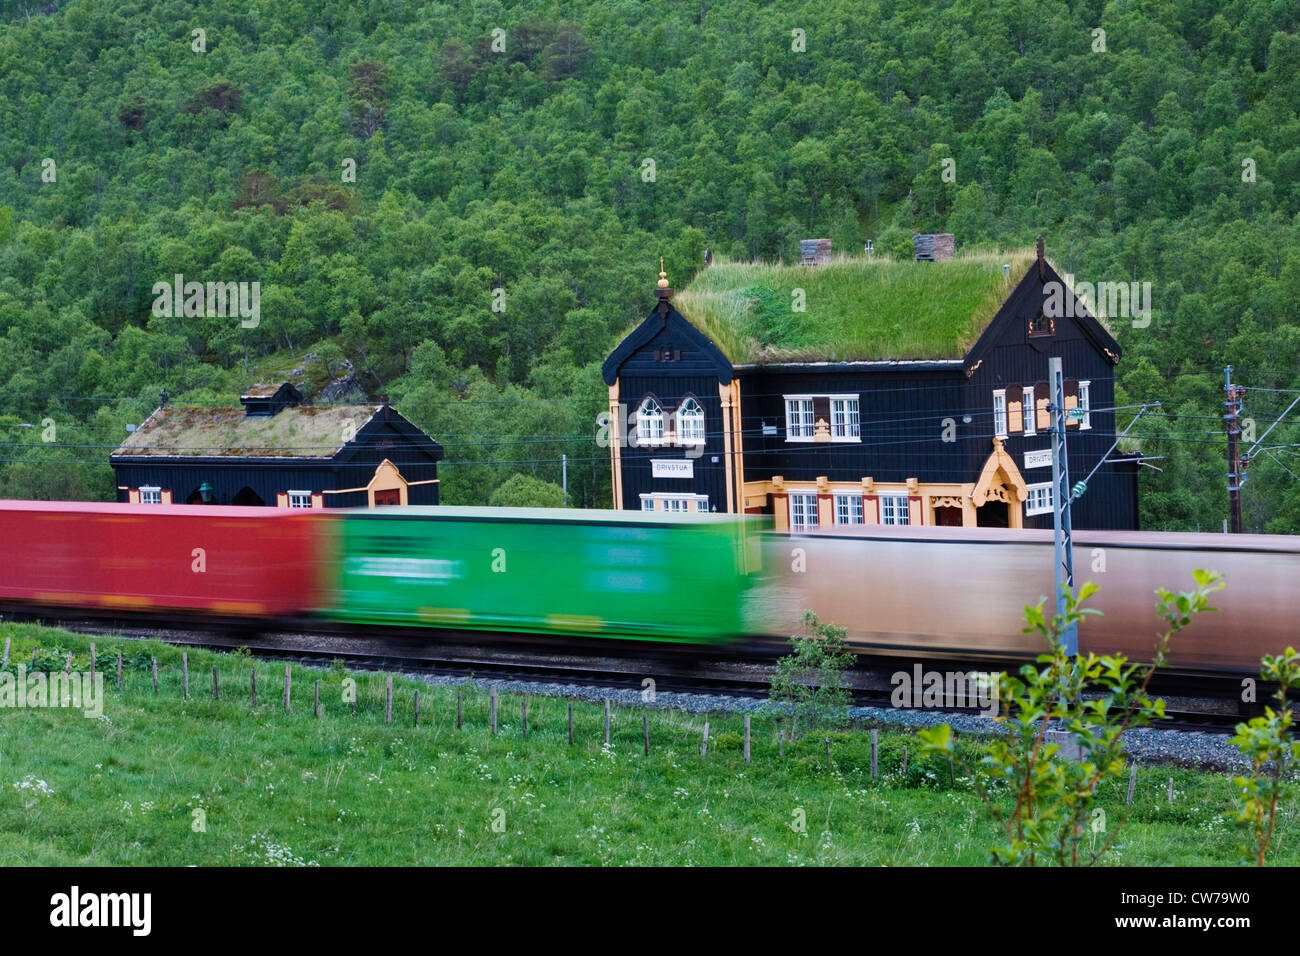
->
[672,251,1036,364]
[0,622,1293,866]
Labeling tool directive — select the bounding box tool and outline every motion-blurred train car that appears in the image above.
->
[322,506,766,643]
[0,500,326,620]
[763,525,1300,672]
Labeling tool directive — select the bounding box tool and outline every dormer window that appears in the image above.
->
[1028,307,1054,337]
[636,398,664,446]
[676,398,705,445]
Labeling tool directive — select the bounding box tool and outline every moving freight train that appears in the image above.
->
[0,500,1296,672]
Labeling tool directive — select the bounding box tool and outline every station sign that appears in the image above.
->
[651,459,694,479]
[1024,449,1052,470]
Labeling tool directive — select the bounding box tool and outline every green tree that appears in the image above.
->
[488,473,566,508]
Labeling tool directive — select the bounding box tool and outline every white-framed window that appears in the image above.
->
[636,398,664,446]
[639,493,709,513]
[288,490,313,509]
[784,397,816,441]
[1025,482,1053,516]
[1022,386,1036,436]
[879,494,910,525]
[676,397,705,445]
[992,390,1007,438]
[830,396,861,440]
[1077,381,1091,429]
[139,486,161,505]
[834,493,864,524]
[789,492,819,531]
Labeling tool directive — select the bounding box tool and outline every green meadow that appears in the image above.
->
[0,623,1292,866]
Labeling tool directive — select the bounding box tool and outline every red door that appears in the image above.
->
[934,506,963,527]
[373,489,401,506]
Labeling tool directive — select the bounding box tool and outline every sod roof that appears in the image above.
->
[111,404,381,459]
[671,251,1035,364]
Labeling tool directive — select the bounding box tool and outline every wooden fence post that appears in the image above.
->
[825,737,831,770]
[385,675,393,725]
[182,652,189,699]
[568,701,574,745]
[490,686,497,735]
[152,657,158,695]
[89,643,95,680]
[1,636,8,667]
[779,729,784,758]
[604,698,611,747]
[521,696,527,737]
[212,665,219,699]
[314,680,320,719]
[871,728,879,781]
[65,651,72,673]
[414,689,420,727]
[902,745,909,776]
[116,652,122,689]
[284,664,291,710]
[456,689,462,730]
[1127,764,1137,804]
[250,668,256,707]
[743,714,751,763]
[701,719,710,757]
[643,713,650,756]
[1168,778,1174,803]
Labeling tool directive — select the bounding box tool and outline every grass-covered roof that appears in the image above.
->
[112,404,380,458]
[672,250,1035,364]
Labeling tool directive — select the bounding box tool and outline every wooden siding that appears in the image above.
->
[738,366,970,485]
[964,260,1134,531]
[618,372,728,513]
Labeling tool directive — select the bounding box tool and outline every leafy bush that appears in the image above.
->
[919,571,1224,866]
[769,611,856,740]
[1229,647,1300,865]
[489,473,567,509]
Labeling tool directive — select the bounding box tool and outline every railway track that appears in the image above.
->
[22,613,1261,734]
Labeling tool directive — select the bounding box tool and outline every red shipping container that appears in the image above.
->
[0,501,326,619]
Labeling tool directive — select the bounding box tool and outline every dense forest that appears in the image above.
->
[0,0,1297,528]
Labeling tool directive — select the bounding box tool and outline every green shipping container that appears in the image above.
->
[322,507,766,643]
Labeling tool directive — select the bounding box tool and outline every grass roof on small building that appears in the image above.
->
[672,250,1035,364]
[113,404,380,458]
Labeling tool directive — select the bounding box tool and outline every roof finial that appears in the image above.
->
[1036,235,1045,280]
[653,257,674,307]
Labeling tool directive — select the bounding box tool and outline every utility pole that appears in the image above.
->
[1049,357,1077,656]
[1224,366,1243,534]
[562,453,568,505]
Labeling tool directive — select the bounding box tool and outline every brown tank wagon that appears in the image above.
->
[761,525,1300,673]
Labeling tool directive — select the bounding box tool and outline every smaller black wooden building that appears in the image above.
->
[110,384,443,508]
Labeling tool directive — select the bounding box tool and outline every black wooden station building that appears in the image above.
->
[601,243,1140,531]
[110,383,443,508]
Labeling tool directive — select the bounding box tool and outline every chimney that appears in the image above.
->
[913,234,954,261]
[800,239,832,265]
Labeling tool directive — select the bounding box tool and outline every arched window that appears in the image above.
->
[636,398,664,446]
[676,397,705,445]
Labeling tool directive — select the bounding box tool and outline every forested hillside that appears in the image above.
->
[0,0,1297,527]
